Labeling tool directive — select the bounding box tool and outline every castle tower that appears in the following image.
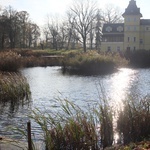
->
[122,0,142,51]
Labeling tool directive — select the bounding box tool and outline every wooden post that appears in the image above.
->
[27,121,32,150]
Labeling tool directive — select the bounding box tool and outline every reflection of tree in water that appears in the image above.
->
[0,98,31,116]
[0,98,31,139]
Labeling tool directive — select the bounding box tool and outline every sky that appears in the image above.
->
[0,0,149,27]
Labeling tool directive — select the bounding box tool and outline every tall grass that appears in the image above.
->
[29,98,113,149]
[11,94,150,149]
[0,72,31,102]
[0,51,21,72]
[117,95,150,144]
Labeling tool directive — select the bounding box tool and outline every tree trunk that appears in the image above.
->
[83,38,86,52]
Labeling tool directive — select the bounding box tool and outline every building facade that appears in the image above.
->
[101,0,150,52]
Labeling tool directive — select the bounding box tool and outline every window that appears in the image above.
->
[140,39,143,44]
[127,37,130,42]
[127,26,130,31]
[108,46,111,51]
[127,47,130,51]
[117,26,123,32]
[106,26,112,32]
[127,17,130,22]
[134,26,136,31]
[134,37,136,42]
[134,47,136,51]
[145,26,150,31]
[117,46,120,52]
[134,17,136,22]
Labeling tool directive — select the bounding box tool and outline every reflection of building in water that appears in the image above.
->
[101,0,150,52]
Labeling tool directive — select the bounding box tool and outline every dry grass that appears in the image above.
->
[0,72,30,102]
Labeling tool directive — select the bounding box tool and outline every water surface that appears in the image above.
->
[0,66,150,140]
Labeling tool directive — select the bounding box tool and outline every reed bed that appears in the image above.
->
[117,95,150,144]
[0,51,21,72]
[11,95,150,149]
[62,51,128,75]
[0,71,30,102]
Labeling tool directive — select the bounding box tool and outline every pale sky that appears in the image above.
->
[0,0,149,27]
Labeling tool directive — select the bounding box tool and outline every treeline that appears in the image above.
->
[0,0,123,51]
[42,1,123,52]
[0,6,40,50]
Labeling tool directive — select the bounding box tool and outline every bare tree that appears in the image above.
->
[43,26,50,49]
[68,0,98,52]
[95,9,102,51]
[101,4,123,23]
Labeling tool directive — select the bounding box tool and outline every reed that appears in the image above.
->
[29,98,113,149]
[0,72,31,102]
[117,95,150,144]
[62,51,128,75]
[0,51,21,72]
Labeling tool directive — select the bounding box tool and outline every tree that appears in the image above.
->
[101,4,123,23]
[68,0,98,52]
[95,9,102,51]
[27,22,40,48]
[66,12,79,50]
[0,6,40,49]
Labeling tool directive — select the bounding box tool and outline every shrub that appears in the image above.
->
[129,50,150,68]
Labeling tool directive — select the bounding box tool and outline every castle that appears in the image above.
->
[101,0,150,52]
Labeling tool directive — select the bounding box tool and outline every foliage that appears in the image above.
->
[117,95,150,144]
[0,6,40,49]
[0,71,30,102]
[0,51,21,72]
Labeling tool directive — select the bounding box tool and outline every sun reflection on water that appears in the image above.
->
[109,68,137,106]
[108,68,137,144]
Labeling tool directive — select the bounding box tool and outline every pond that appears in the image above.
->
[0,66,150,140]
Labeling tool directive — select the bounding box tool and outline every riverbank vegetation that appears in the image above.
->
[129,50,150,68]
[0,51,31,103]
[13,95,150,150]
[62,51,128,75]
[117,95,150,144]
[0,72,30,102]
